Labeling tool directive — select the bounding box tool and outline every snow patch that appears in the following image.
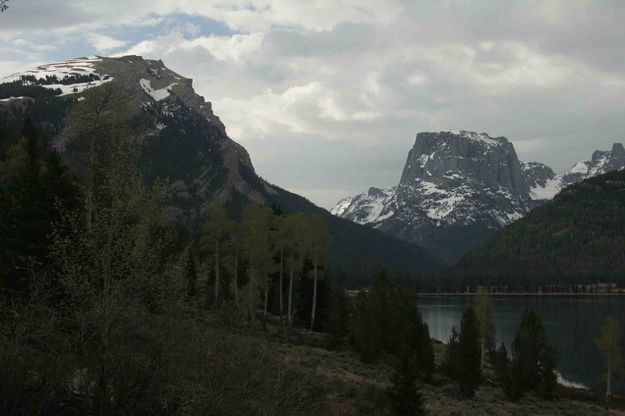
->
[2,57,113,96]
[529,176,562,200]
[330,197,353,216]
[139,78,177,102]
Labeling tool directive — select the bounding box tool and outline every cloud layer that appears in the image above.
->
[2,0,625,208]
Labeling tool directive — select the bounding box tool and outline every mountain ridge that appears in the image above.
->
[0,55,441,283]
[331,130,625,263]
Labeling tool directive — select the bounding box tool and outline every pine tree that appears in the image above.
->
[494,342,510,385]
[457,306,482,398]
[506,310,558,400]
[386,350,426,416]
[326,287,349,348]
[442,327,460,379]
[0,119,78,296]
[536,343,558,399]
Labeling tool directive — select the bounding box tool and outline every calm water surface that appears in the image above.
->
[417,295,625,392]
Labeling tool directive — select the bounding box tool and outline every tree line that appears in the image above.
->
[195,202,331,330]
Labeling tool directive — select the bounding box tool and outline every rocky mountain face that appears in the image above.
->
[332,130,625,263]
[0,56,441,282]
[520,142,625,202]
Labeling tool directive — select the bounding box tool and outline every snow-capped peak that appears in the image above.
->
[2,57,113,96]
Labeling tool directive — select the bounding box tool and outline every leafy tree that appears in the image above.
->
[224,222,243,306]
[457,306,481,397]
[596,315,624,408]
[473,287,495,366]
[50,85,187,415]
[304,213,332,330]
[199,204,232,306]
[284,213,306,326]
[0,1,8,13]
[271,213,288,322]
[386,350,426,416]
[241,204,273,320]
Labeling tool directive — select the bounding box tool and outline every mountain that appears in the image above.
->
[521,143,625,202]
[0,56,440,283]
[332,131,625,263]
[449,169,625,287]
[332,131,533,263]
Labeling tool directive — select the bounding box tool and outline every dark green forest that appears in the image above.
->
[445,170,625,290]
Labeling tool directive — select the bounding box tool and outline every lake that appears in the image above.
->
[417,294,625,392]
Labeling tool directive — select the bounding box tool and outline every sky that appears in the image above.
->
[2,0,625,209]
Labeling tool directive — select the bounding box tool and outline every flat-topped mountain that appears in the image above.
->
[0,56,440,282]
[332,130,625,263]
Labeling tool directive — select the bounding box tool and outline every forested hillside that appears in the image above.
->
[448,169,625,288]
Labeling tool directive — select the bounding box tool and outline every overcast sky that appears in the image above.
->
[2,1,625,208]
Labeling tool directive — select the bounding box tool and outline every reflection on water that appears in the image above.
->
[417,295,625,392]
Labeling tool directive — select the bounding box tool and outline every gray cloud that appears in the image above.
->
[1,0,625,208]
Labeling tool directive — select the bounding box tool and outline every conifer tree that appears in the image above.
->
[457,306,481,397]
[506,310,558,400]
[326,287,349,348]
[386,350,426,416]
[0,119,77,295]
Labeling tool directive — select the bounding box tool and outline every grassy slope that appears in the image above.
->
[221,315,621,416]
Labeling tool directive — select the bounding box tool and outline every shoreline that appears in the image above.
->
[416,292,625,296]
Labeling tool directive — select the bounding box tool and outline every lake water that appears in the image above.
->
[417,294,625,392]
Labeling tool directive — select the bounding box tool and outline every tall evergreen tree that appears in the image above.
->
[386,350,426,416]
[457,306,482,397]
[506,310,558,400]
[0,119,77,296]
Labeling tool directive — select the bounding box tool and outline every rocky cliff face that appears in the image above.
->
[332,131,625,263]
[333,131,533,262]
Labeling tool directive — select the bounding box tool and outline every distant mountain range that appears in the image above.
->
[0,56,440,283]
[331,130,625,263]
[449,168,625,286]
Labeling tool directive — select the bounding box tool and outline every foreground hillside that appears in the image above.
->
[449,169,625,288]
[182,317,622,415]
